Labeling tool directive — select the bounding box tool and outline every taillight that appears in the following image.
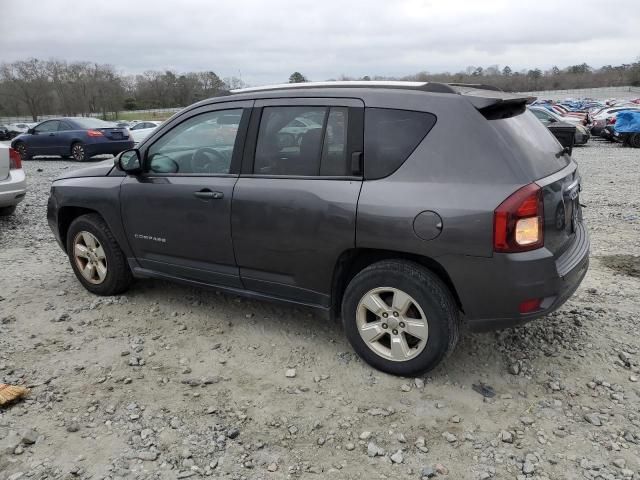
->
[494,183,544,253]
[87,129,104,137]
[9,148,22,170]
[606,116,616,125]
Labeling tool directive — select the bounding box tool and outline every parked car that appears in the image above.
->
[529,107,588,147]
[47,81,589,376]
[11,117,134,161]
[0,125,11,141]
[129,121,163,144]
[0,146,26,216]
[6,123,35,139]
[612,110,640,148]
[590,106,640,135]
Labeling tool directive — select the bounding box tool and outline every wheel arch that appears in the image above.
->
[330,248,463,321]
[57,206,101,252]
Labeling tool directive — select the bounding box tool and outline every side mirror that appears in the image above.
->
[115,149,142,173]
[27,128,35,134]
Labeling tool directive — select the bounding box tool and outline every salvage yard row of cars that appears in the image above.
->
[529,97,640,149]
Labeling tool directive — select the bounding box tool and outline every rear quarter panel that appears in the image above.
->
[356,90,529,260]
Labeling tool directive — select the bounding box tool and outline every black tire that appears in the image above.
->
[341,260,460,376]
[630,133,640,148]
[71,142,87,162]
[0,205,17,216]
[66,213,132,295]
[14,142,31,161]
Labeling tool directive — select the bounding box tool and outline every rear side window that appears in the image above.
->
[254,106,350,176]
[364,108,436,179]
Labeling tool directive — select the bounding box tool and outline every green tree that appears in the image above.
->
[502,66,512,77]
[288,72,308,83]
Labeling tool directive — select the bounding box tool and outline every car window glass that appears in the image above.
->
[532,109,551,124]
[147,109,242,175]
[255,106,326,176]
[254,106,350,177]
[364,108,436,179]
[35,121,60,133]
[58,122,72,131]
[320,107,349,176]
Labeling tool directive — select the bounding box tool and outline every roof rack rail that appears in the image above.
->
[230,81,463,95]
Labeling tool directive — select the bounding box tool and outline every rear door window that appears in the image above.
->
[364,108,436,179]
[254,106,350,176]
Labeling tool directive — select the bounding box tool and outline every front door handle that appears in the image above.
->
[193,190,223,200]
[48,133,55,136]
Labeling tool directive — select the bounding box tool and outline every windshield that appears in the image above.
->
[489,110,570,179]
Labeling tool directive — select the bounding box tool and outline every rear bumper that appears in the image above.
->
[0,169,27,207]
[441,222,590,332]
[85,140,134,157]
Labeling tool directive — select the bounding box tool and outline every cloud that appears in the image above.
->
[1,0,638,85]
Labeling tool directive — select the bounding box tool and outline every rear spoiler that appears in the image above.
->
[421,83,536,119]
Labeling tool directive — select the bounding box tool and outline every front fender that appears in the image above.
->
[49,176,131,257]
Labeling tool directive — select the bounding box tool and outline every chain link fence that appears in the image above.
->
[516,86,640,101]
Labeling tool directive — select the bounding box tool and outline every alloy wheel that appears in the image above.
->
[72,144,85,161]
[73,231,107,284]
[356,287,429,362]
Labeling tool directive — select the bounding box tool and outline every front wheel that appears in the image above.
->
[66,214,132,295]
[71,142,87,162]
[341,260,460,376]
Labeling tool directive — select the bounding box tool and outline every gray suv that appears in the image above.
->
[47,82,589,376]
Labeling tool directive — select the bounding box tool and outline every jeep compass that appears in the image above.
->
[47,81,589,375]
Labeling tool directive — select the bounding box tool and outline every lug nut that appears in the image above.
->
[382,312,388,318]
[382,323,388,329]
[393,311,399,317]
[399,322,405,328]
[392,329,398,335]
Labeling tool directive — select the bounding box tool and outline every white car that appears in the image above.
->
[0,146,26,216]
[128,121,162,144]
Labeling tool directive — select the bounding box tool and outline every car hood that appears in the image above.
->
[55,159,115,180]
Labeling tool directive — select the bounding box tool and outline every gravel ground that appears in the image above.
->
[0,140,639,480]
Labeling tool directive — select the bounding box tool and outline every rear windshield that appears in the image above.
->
[488,110,570,179]
[70,118,115,129]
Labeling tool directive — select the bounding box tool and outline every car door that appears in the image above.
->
[232,98,364,307]
[57,120,75,155]
[29,120,60,155]
[120,101,252,287]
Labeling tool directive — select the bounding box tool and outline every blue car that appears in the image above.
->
[11,117,134,162]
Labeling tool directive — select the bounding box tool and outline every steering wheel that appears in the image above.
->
[191,147,229,174]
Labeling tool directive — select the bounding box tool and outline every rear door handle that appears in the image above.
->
[193,190,223,200]
[49,133,55,136]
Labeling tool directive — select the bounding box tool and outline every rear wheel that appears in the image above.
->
[71,142,87,162]
[66,214,132,295]
[0,205,17,216]
[341,260,460,376]
[14,142,30,161]
[630,133,640,148]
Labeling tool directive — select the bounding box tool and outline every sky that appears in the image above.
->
[1,0,639,86]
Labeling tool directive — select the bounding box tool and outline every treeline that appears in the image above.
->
[0,59,242,120]
[1,58,639,121]
[399,62,640,93]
